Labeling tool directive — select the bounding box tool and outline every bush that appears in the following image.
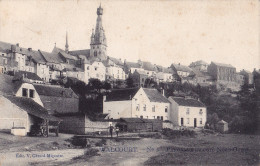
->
[73,148,100,160]
[95,139,107,147]
[162,128,196,139]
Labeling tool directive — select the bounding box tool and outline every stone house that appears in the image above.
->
[168,96,207,128]
[104,56,126,80]
[131,70,149,87]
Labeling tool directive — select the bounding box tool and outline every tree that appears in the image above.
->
[87,78,103,92]
[126,77,134,88]
[144,78,157,88]
[103,81,112,90]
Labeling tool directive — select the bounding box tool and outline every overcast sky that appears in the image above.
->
[0,0,259,71]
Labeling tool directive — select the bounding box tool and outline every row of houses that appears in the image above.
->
[0,4,256,92]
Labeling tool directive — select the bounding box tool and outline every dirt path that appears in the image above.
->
[69,138,172,166]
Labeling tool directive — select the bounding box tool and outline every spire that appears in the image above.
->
[65,31,69,53]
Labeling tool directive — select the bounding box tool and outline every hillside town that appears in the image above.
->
[0,3,259,166]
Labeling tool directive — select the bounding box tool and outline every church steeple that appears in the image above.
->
[90,4,107,61]
[65,31,69,53]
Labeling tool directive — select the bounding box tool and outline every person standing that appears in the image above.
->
[115,127,119,137]
[109,124,114,138]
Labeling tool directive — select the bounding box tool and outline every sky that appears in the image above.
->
[0,0,259,71]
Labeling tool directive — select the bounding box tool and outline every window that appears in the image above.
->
[165,106,168,113]
[153,116,156,119]
[136,104,139,111]
[200,118,202,125]
[157,116,160,120]
[94,51,97,57]
[143,105,146,111]
[161,116,163,120]
[146,116,149,119]
[29,89,35,98]
[199,109,203,115]
[22,88,28,97]
[187,118,190,124]
[140,116,143,119]
[87,66,89,70]
[95,67,97,71]
[186,108,190,115]
[152,105,155,112]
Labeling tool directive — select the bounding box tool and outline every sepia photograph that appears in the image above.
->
[0,0,259,165]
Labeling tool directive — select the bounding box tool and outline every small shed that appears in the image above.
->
[141,119,162,132]
[216,120,228,133]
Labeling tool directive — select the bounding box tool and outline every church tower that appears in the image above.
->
[90,4,107,61]
[65,31,69,53]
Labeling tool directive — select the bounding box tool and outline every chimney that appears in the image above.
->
[161,88,165,97]
[103,95,106,101]
[28,48,32,51]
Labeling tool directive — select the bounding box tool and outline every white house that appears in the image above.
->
[105,57,126,80]
[84,60,106,84]
[103,87,170,120]
[168,96,207,128]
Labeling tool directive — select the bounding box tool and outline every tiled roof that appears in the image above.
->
[39,50,64,64]
[4,95,61,122]
[171,63,192,72]
[143,88,170,103]
[33,84,78,98]
[13,71,43,81]
[212,62,235,68]
[169,96,205,107]
[69,49,90,57]
[105,88,139,101]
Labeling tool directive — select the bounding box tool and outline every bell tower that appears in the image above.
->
[90,4,107,61]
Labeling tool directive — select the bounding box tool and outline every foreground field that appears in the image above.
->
[0,130,259,166]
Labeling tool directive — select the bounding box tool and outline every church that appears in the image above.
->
[68,5,126,83]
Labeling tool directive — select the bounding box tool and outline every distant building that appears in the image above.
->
[253,69,260,91]
[170,63,192,82]
[104,56,126,80]
[103,87,170,121]
[168,96,207,128]
[207,62,241,91]
[240,69,253,85]
[131,70,149,87]
[189,69,214,86]
[189,60,208,72]
[155,66,175,83]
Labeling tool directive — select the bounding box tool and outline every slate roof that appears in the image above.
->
[28,50,47,64]
[105,88,139,101]
[134,70,148,76]
[33,84,78,98]
[59,51,78,61]
[212,62,235,68]
[69,49,90,57]
[4,95,61,122]
[108,56,124,66]
[120,118,144,123]
[0,74,22,95]
[125,61,141,68]
[171,63,192,72]
[142,61,157,71]
[143,88,170,103]
[0,41,12,53]
[39,50,64,64]
[13,71,43,81]
[169,96,205,107]
[189,60,208,67]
